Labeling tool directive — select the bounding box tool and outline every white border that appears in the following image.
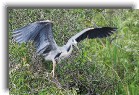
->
[0,0,138,95]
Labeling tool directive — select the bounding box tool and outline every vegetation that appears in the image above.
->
[9,9,139,95]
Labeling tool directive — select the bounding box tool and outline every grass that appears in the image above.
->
[9,9,139,95]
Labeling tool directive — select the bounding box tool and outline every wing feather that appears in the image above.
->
[72,27,117,42]
[12,21,57,55]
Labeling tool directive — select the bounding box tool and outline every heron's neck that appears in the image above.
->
[58,42,73,60]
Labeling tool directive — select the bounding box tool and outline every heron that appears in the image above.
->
[12,20,117,77]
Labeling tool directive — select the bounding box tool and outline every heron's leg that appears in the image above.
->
[51,60,56,78]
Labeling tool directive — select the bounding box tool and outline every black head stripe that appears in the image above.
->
[54,52,62,59]
[67,45,71,52]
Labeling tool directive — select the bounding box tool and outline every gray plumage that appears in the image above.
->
[12,20,117,77]
[13,20,58,55]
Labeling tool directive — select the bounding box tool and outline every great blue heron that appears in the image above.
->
[12,20,117,77]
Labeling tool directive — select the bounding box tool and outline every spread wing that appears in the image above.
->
[69,27,117,42]
[12,20,58,55]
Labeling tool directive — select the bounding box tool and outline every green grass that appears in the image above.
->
[9,9,139,95]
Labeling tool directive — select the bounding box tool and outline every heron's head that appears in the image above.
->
[71,39,79,50]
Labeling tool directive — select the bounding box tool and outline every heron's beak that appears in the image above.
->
[74,44,79,50]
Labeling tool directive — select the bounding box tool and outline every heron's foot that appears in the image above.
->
[50,70,55,78]
[44,71,54,78]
